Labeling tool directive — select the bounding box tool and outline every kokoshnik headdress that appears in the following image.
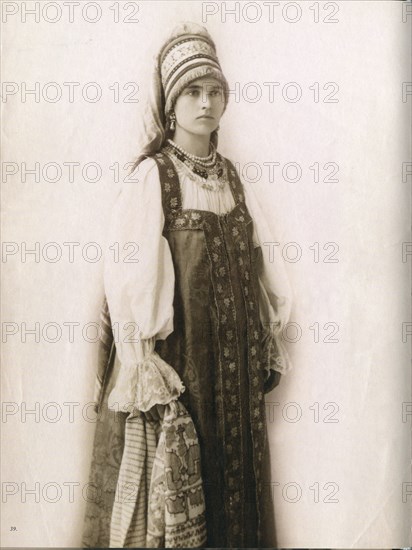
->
[132,21,230,168]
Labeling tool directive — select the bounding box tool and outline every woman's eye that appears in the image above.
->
[186,89,221,97]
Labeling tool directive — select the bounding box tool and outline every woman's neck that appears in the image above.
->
[171,128,211,157]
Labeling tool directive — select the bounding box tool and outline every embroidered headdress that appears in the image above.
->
[160,25,229,116]
[132,21,229,168]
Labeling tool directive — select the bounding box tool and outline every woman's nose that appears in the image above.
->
[200,91,212,107]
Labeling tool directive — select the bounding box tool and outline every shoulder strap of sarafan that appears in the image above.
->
[151,150,182,225]
[224,156,246,206]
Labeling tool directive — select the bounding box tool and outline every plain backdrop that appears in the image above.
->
[1,1,411,547]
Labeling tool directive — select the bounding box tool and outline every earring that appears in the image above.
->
[169,112,176,131]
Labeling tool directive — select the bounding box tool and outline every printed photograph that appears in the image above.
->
[1,1,411,548]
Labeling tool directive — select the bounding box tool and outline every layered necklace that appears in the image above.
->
[165,138,227,192]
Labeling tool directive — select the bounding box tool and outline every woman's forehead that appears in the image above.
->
[186,76,223,88]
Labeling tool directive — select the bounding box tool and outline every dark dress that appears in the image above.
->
[82,147,277,548]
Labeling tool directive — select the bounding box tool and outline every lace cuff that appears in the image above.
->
[262,327,293,378]
[107,340,185,414]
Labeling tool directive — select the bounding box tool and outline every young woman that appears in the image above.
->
[82,21,293,549]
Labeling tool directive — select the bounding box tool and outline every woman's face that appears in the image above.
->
[173,76,226,138]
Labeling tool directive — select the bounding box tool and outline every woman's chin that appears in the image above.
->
[194,122,219,135]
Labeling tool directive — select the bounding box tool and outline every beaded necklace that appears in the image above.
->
[167,138,216,166]
[164,139,227,192]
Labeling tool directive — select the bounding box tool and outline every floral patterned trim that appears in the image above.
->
[224,160,267,531]
[201,214,246,542]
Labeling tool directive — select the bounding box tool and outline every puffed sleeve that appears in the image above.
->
[243,181,294,385]
[104,157,185,413]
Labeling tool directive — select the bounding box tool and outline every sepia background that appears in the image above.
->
[1,0,411,547]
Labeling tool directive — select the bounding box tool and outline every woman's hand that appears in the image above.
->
[264,370,282,393]
[143,404,166,423]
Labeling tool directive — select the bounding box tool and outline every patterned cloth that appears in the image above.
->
[86,301,206,548]
[110,402,206,548]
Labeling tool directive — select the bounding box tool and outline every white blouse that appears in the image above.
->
[104,154,293,413]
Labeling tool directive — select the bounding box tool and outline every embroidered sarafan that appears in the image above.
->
[152,148,268,547]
